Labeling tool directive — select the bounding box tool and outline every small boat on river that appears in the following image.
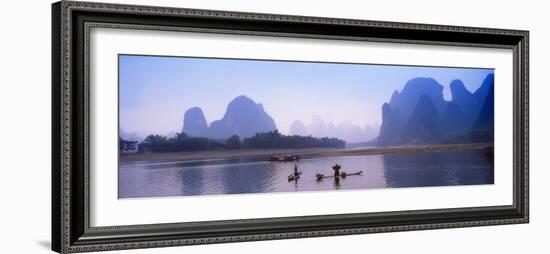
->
[269,155,300,162]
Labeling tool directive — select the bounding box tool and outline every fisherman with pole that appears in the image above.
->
[332,163,342,177]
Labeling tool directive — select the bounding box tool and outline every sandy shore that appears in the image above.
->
[120,143,493,163]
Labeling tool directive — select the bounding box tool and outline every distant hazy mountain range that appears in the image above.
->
[181,95,377,143]
[289,117,378,143]
[377,73,494,146]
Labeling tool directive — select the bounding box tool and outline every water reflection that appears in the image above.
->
[178,167,204,196]
[219,160,277,194]
[118,149,493,198]
[382,150,494,188]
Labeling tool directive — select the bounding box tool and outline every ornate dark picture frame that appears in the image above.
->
[52,1,529,253]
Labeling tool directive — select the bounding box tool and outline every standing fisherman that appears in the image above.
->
[332,164,342,177]
[294,164,299,176]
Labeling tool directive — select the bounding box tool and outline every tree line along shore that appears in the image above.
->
[124,130,346,154]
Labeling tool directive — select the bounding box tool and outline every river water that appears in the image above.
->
[118,149,494,198]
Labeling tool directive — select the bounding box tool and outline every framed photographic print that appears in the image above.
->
[52,1,529,253]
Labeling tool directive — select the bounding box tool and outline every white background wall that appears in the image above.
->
[0,0,547,253]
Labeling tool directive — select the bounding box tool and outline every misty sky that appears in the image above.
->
[119,55,493,137]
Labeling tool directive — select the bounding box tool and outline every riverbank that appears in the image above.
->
[306,143,493,158]
[119,143,493,163]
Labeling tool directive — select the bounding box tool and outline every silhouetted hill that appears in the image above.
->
[469,81,494,142]
[389,77,447,121]
[450,79,474,119]
[377,103,402,145]
[182,107,208,137]
[401,95,442,144]
[377,74,494,146]
[470,74,494,122]
[208,96,277,139]
[449,74,494,127]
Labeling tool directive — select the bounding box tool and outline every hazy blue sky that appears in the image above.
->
[119,55,493,137]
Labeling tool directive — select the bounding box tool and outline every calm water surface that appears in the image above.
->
[119,149,493,198]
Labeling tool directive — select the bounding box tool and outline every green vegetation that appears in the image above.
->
[242,130,345,149]
[137,130,345,153]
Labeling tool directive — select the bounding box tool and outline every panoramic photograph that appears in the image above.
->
[118,55,495,199]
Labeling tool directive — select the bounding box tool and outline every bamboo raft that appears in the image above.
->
[315,171,363,181]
